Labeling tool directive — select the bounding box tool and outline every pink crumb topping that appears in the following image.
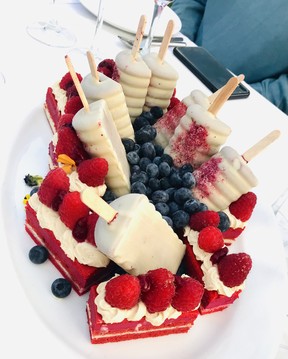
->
[169,120,210,167]
[193,157,223,197]
[154,102,187,136]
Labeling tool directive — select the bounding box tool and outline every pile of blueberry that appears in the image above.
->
[122,107,209,231]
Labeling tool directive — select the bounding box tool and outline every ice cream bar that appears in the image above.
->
[115,15,152,121]
[81,71,134,139]
[72,99,131,197]
[82,190,186,275]
[182,89,211,109]
[192,130,280,211]
[164,103,232,168]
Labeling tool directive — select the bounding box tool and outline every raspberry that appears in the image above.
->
[97,59,120,81]
[172,276,204,312]
[64,96,83,115]
[56,126,89,165]
[222,227,244,243]
[139,268,175,313]
[198,226,224,253]
[105,274,141,309]
[59,72,82,91]
[210,246,228,265]
[189,210,220,231]
[218,253,252,287]
[86,213,99,245]
[167,96,180,111]
[72,215,89,242]
[229,192,257,221]
[58,192,90,230]
[77,158,109,187]
[38,168,70,208]
[66,84,79,99]
[57,114,74,131]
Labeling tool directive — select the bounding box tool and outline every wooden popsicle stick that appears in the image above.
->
[242,130,281,163]
[65,55,90,112]
[209,74,245,103]
[131,15,147,60]
[86,51,99,81]
[158,19,174,63]
[208,76,239,115]
[81,188,118,224]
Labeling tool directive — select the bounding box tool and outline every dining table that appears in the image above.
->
[1,1,288,358]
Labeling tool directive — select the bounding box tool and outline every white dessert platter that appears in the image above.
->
[79,0,182,37]
[1,102,288,359]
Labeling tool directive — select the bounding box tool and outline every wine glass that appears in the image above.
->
[89,0,105,60]
[141,0,173,55]
[26,0,76,48]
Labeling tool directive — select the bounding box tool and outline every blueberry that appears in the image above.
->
[148,177,161,191]
[130,171,148,184]
[182,172,196,188]
[159,153,174,166]
[141,111,156,125]
[127,151,140,165]
[131,181,147,194]
[179,163,194,176]
[51,278,72,298]
[183,198,202,214]
[199,202,209,211]
[139,157,151,171]
[163,215,173,227]
[160,177,171,190]
[122,138,135,153]
[158,161,171,177]
[29,245,49,264]
[174,187,193,204]
[146,163,159,178]
[133,115,150,131]
[165,187,176,200]
[168,201,180,214]
[30,186,39,196]
[150,106,164,120]
[169,172,183,188]
[151,190,169,203]
[218,211,231,232]
[135,125,157,144]
[103,189,117,203]
[130,164,141,174]
[153,156,162,165]
[139,142,156,159]
[155,202,170,216]
[172,210,190,229]
[154,145,164,156]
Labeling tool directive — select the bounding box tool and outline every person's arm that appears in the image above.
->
[251,74,288,115]
[171,0,207,41]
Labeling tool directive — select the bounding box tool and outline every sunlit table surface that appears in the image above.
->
[0,1,288,358]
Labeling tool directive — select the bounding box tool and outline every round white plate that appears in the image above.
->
[79,0,182,36]
[1,104,288,359]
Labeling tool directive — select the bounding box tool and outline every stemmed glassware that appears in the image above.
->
[89,0,105,60]
[26,0,76,48]
[141,0,173,55]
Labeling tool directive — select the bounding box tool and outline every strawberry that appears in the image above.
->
[37,168,70,208]
[58,192,90,230]
[172,276,204,311]
[218,253,252,287]
[77,158,108,186]
[139,268,175,313]
[198,226,224,253]
[59,72,82,91]
[105,274,141,309]
[64,96,83,115]
[189,210,220,231]
[56,126,89,165]
[229,192,257,222]
[57,114,74,131]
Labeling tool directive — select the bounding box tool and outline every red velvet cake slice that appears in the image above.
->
[86,269,204,344]
[25,162,117,295]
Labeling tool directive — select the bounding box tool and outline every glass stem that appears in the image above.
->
[90,0,105,53]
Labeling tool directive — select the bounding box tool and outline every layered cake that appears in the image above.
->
[86,268,204,343]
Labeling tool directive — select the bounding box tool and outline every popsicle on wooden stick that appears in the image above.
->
[115,15,152,121]
[192,130,281,211]
[143,20,179,113]
[65,55,131,197]
[81,189,186,276]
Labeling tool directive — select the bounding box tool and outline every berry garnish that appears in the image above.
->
[172,276,204,311]
[51,278,72,298]
[77,157,109,187]
[229,192,257,221]
[210,246,229,265]
[139,268,175,313]
[105,274,141,309]
[59,72,82,91]
[64,96,83,115]
[189,210,220,231]
[198,226,224,253]
[57,114,74,131]
[29,245,49,264]
[218,253,252,287]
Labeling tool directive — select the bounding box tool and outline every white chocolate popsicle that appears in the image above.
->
[72,100,131,197]
[85,192,186,276]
